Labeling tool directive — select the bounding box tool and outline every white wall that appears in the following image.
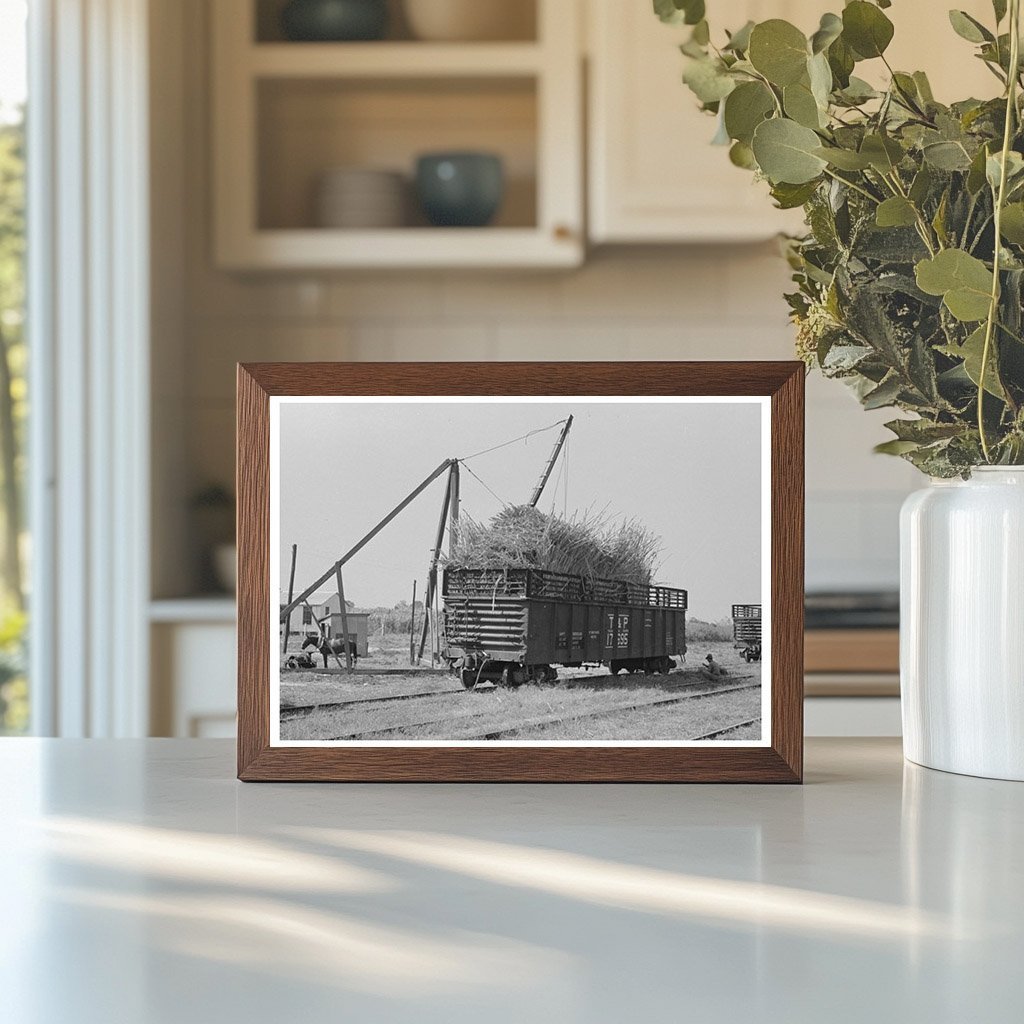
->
[157,0,920,599]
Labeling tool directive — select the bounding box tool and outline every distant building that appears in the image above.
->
[281,592,369,656]
[327,612,369,657]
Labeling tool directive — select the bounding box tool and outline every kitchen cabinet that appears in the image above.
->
[587,0,813,243]
[211,0,583,269]
[587,0,998,244]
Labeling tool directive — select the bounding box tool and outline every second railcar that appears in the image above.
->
[443,567,688,688]
[732,603,762,662]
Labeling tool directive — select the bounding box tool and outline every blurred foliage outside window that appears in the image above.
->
[0,0,28,733]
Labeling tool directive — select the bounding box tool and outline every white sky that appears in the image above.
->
[278,399,763,621]
[0,0,27,122]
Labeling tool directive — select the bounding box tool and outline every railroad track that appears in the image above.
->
[280,668,675,723]
[691,716,762,741]
[326,679,761,741]
[280,687,465,722]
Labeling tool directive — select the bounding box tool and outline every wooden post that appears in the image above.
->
[529,415,573,507]
[303,601,345,670]
[418,464,454,662]
[335,565,353,670]
[409,579,417,665]
[449,460,460,551]
[281,543,297,655]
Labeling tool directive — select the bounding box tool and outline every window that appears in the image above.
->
[0,0,27,734]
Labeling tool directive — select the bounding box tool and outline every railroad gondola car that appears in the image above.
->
[442,567,687,688]
[732,603,762,662]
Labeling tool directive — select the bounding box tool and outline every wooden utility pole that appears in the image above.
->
[335,565,353,670]
[282,543,298,654]
[417,462,454,662]
[409,579,417,665]
[528,415,573,507]
[449,460,460,549]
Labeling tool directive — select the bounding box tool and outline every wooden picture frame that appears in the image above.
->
[237,362,804,782]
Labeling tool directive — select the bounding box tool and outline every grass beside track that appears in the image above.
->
[280,639,762,743]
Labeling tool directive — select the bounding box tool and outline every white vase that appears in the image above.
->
[900,467,1024,780]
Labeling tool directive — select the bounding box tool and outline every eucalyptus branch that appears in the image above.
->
[978,0,1021,462]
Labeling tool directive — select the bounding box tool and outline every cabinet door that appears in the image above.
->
[588,0,811,243]
[587,0,996,244]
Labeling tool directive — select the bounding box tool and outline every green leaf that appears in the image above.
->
[876,197,918,228]
[814,146,872,170]
[923,140,972,171]
[724,20,755,53]
[862,374,903,409]
[913,71,935,104]
[932,190,950,246]
[653,0,705,26]
[751,118,828,184]
[967,144,991,193]
[939,325,1006,398]
[729,140,757,169]
[909,164,933,205]
[993,0,1008,24]
[807,51,833,109]
[784,81,824,129]
[1000,203,1024,244]
[770,180,820,209]
[842,1,895,59]
[723,81,775,144]
[915,249,994,322]
[810,12,843,54]
[682,57,736,104]
[948,10,994,44]
[837,76,879,104]
[748,20,809,86]
[827,36,856,88]
[860,133,904,173]
[875,439,922,455]
[986,150,1024,191]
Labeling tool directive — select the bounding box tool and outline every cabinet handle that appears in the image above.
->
[553,224,574,241]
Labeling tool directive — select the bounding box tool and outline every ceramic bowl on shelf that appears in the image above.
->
[280,0,388,42]
[414,152,504,227]
[403,0,535,42]
[315,167,408,229]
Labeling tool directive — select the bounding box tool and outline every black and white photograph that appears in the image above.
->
[270,397,770,746]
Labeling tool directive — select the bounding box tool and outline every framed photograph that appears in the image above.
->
[237,362,804,782]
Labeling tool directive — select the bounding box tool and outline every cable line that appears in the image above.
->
[459,419,567,463]
[462,462,510,508]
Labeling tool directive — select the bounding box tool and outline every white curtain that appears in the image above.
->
[28,0,150,736]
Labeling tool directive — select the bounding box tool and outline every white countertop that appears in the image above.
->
[1,738,1020,1023]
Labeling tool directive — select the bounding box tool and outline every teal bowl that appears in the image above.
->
[415,153,505,228]
[281,0,388,42]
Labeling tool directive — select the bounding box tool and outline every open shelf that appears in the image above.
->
[257,76,538,232]
[213,0,582,268]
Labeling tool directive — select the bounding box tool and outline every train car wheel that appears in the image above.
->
[461,668,480,689]
[503,665,526,688]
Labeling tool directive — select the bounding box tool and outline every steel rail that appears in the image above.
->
[327,679,762,742]
[690,717,763,741]
[280,687,466,722]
